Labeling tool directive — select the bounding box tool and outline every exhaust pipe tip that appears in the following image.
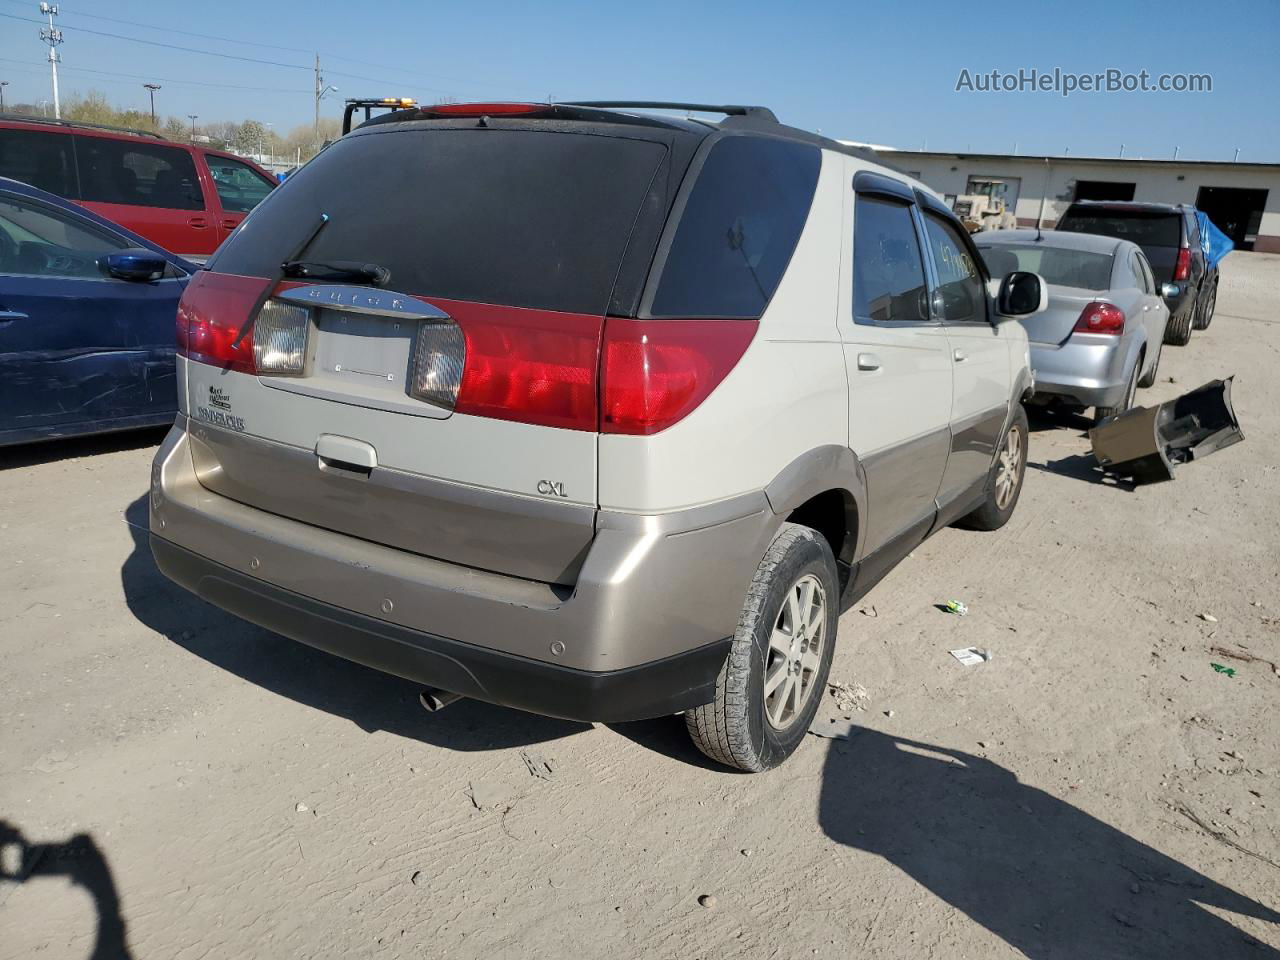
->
[419,687,463,712]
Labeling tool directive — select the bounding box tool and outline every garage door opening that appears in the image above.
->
[1074,180,1136,202]
[1196,186,1268,251]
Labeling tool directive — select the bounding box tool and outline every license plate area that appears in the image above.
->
[262,308,449,418]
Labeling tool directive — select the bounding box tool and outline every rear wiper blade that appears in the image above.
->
[281,259,390,285]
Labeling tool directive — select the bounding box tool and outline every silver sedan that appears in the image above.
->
[977,229,1176,421]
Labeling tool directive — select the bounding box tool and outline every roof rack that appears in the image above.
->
[0,112,167,140]
[561,101,778,123]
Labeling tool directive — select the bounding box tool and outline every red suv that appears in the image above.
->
[0,116,276,259]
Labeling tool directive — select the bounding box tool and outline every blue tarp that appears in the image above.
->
[1197,212,1234,269]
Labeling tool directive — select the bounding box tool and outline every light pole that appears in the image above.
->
[187,114,198,141]
[143,83,160,128]
[315,79,338,144]
[264,122,274,169]
[39,3,62,119]
[0,81,8,112]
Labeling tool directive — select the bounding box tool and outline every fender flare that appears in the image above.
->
[763,445,868,564]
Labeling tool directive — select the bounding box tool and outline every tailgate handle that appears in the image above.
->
[316,434,377,478]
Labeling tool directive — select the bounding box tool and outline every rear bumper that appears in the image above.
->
[149,418,778,721]
[151,536,731,722]
[1028,338,1131,408]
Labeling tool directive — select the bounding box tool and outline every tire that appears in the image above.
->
[956,403,1028,532]
[1137,338,1161,389]
[1193,281,1217,331]
[1164,304,1193,346]
[686,523,839,772]
[1096,355,1141,423]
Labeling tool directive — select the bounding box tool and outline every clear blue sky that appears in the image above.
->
[2,0,1277,161]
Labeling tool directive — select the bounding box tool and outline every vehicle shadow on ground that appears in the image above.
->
[119,496,592,753]
[1026,406,1095,435]
[0,820,134,960]
[0,427,169,472]
[1026,453,1136,491]
[819,729,1280,958]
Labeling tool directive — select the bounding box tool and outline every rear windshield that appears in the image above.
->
[978,243,1113,291]
[210,128,666,315]
[1057,210,1181,247]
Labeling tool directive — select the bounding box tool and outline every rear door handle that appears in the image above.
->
[857,352,881,371]
[187,216,209,228]
[221,218,238,229]
[953,349,968,362]
[0,309,29,322]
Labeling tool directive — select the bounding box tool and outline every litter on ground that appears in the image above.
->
[950,647,992,666]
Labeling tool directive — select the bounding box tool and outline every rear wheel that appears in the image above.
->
[956,403,1028,532]
[1164,305,1193,345]
[686,524,838,772]
[1096,359,1140,423]
[1193,281,1217,331]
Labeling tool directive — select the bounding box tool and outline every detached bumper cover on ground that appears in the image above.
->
[1090,377,1244,483]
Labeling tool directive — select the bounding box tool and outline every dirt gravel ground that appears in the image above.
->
[2,254,1278,960]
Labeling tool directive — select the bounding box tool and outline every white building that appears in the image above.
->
[861,148,1280,253]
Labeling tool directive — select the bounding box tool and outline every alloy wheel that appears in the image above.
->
[994,425,1022,511]
[764,574,827,730]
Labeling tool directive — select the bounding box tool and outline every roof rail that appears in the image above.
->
[0,112,167,140]
[561,101,778,123]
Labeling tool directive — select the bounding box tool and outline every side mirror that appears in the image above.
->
[1160,282,1181,299]
[997,270,1047,317]
[100,249,168,282]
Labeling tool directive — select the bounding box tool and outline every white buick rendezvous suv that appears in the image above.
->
[150,101,1042,771]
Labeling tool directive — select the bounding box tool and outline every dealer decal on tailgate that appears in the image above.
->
[196,385,246,432]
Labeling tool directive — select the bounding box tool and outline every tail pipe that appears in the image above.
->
[419,687,464,712]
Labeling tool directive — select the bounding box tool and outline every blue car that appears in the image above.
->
[0,176,194,446]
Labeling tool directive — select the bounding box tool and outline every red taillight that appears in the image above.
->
[177,275,754,435]
[1073,301,1125,336]
[176,271,271,373]
[1174,247,1191,282]
[601,319,757,435]
[439,300,601,431]
[426,102,550,117]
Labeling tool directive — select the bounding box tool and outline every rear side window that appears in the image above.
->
[648,136,820,318]
[1127,252,1149,292]
[210,128,667,315]
[1058,209,1181,247]
[0,128,78,198]
[75,137,204,211]
[853,196,929,324]
[1137,253,1156,293]
[1183,212,1200,247]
